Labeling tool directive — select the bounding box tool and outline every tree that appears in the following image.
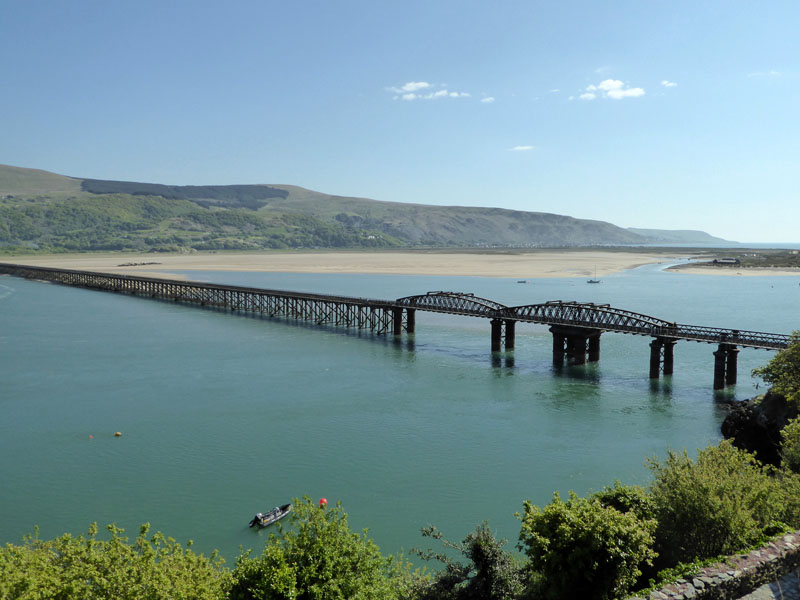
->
[229,497,415,600]
[412,522,524,600]
[647,441,783,567]
[752,331,800,405]
[780,415,800,474]
[517,491,656,600]
[0,522,230,600]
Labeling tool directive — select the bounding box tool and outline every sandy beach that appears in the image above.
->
[0,249,692,279]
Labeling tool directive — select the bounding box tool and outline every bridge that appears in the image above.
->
[0,263,793,390]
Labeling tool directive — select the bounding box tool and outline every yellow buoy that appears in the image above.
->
[114,432,122,437]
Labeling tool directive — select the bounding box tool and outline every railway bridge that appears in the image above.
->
[0,264,792,390]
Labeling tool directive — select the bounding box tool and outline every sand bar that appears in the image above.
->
[1,250,691,280]
[666,265,800,277]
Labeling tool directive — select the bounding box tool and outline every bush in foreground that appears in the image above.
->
[412,522,524,600]
[781,416,800,474]
[518,491,656,600]
[0,522,229,600]
[229,497,415,600]
[647,441,784,568]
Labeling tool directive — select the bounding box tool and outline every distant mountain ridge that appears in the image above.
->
[626,227,733,244]
[0,164,727,252]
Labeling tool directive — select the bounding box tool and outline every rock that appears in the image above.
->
[720,390,799,465]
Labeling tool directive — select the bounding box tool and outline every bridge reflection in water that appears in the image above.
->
[0,264,791,390]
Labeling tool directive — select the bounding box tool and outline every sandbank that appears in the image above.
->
[2,250,687,280]
[666,265,800,277]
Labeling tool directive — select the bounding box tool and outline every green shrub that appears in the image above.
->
[0,523,230,600]
[752,331,800,406]
[230,497,414,600]
[780,416,800,474]
[592,480,655,522]
[517,491,656,600]
[412,522,524,600]
[647,441,783,567]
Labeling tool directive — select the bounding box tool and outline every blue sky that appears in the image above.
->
[1,1,798,242]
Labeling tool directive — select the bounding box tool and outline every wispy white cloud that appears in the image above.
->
[509,145,534,151]
[387,81,472,101]
[594,66,611,75]
[548,88,560,93]
[480,96,495,103]
[388,81,431,93]
[661,80,678,88]
[747,70,782,79]
[580,78,645,100]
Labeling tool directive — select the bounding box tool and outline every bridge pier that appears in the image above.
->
[649,337,677,379]
[550,326,601,366]
[491,319,516,352]
[713,343,739,389]
[393,307,416,335]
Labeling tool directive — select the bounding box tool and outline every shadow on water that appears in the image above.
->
[490,352,516,373]
[551,362,602,385]
[649,376,674,397]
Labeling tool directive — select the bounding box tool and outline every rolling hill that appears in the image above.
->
[0,164,724,253]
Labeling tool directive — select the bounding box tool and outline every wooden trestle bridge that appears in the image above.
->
[0,263,792,390]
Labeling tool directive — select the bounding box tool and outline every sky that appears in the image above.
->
[1,1,798,243]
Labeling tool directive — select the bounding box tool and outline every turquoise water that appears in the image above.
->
[1,263,798,564]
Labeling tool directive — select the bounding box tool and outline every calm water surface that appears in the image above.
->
[1,263,798,563]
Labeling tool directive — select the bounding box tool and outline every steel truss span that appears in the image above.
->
[395,292,791,350]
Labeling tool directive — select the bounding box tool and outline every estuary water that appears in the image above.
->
[1,262,798,564]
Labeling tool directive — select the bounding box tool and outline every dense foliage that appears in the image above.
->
[518,491,656,600]
[80,180,289,209]
[0,523,230,600]
[781,416,800,474]
[647,441,786,567]
[752,331,800,406]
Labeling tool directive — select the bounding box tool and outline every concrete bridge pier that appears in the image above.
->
[550,326,601,366]
[713,343,739,389]
[491,319,516,352]
[649,337,677,379]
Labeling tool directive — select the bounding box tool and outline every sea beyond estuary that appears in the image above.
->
[1,258,799,564]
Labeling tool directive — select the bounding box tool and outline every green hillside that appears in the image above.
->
[0,164,82,196]
[1,164,656,253]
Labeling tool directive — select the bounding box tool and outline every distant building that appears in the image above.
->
[712,258,740,265]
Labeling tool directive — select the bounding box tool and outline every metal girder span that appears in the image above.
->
[508,301,673,331]
[395,291,508,317]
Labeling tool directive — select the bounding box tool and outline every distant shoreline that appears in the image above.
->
[0,249,691,279]
[4,249,798,279]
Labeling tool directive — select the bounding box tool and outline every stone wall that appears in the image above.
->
[630,532,800,600]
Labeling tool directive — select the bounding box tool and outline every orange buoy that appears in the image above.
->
[89,435,93,439]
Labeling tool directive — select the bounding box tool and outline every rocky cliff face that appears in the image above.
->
[721,390,799,465]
